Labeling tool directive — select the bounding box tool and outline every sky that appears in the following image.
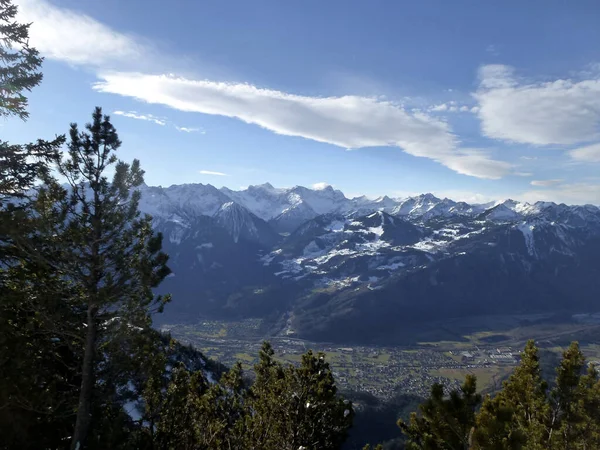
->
[6,0,600,204]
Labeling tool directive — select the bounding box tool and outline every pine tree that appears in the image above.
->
[398,341,600,450]
[0,0,64,270]
[242,341,287,448]
[0,0,63,255]
[473,340,549,450]
[55,107,171,450]
[0,4,72,445]
[398,374,481,450]
[548,342,586,448]
[0,0,43,120]
[577,364,600,448]
[244,342,354,449]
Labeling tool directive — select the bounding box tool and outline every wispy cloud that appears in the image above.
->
[94,73,511,179]
[570,143,600,163]
[15,0,520,181]
[175,126,204,133]
[199,170,228,176]
[15,0,144,67]
[485,44,500,56]
[430,103,450,112]
[475,64,600,146]
[429,102,477,113]
[530,179,564,187]
[514,172,533,177]
[312,182,331,190]
[113,110,165,125]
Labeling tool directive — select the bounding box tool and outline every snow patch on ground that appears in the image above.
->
[260,248,282,265]
[317,276,361,289]
[376,261,405,271]
[516,223,536,256]
[433,227,460,237]
[411,239,448,253]
[168,228,185,244]
[325,220,346,232]
[205,370,216,384]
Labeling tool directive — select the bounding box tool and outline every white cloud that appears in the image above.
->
[14,0,513,181]
[485,44,499,56]
[520,183,600,205]
[113,110,165,125]
[569,143,600,162]
[15,0,143,67]
[530,179,564,187]
[94,72,511,179]
[430,103,448,112]
[475,64,600,145]
[312,182,331,190]
[199,170,228,176]
[514,172,533,177]
[429,102,474,113]
[175,126,204,133]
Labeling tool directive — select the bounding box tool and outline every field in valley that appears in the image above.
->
[160,313,600,400]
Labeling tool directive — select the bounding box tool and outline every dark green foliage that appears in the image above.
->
[244,342,354,449]
[0,0,64,252]
[472,340,548,449]
[131,341,354,450]
[398,375,481,450]
[0,3,73,445]
[345,390,423,449]
[393,341,600,450]
[0,0,43,120]
[53,107,171,449]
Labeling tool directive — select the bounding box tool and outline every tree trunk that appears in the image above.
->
[71,304,97,450]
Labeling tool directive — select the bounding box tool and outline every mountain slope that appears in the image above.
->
[214,201,280,246]
[139,182,600,344]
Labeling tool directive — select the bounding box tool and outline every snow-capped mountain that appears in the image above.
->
[142,182,600,344]
[269,200,318,233]
[214,202,280,246]
[220,183,288,221]
[479,202,522,222]
[139,183,233,222]
[391,193,442,217]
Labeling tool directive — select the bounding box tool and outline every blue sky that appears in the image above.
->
[7,0,600,203]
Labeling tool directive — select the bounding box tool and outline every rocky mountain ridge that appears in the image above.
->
[142,183,600,344]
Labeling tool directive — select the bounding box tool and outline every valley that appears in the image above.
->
[159,313,600,401]
[147,181,600,403]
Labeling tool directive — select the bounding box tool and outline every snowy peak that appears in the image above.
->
[269,200,318,233]
[139,183,232,223]
[287,185,348,215]
[392,193,442,217]
[419,198,457,220]
[139,183,600,237]
[213,202,278,246]
[346,195,400,216]
[480,203,522,222]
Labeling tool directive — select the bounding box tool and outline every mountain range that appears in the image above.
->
[141,183,600,344]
